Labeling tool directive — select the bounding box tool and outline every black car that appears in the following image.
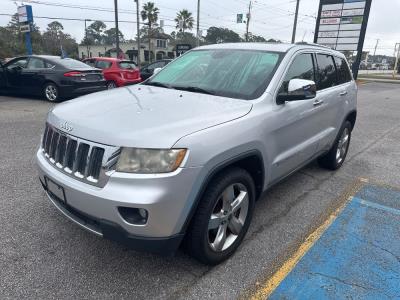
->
[0,55,106,102]
[140,59,172,81]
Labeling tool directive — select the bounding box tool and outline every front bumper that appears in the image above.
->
[36,150,203,253]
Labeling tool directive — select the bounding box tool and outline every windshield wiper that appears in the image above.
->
[144,81,174,89]
[172,86,216,95]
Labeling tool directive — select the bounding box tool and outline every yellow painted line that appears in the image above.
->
[250,197,353,300]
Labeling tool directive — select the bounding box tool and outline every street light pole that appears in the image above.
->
[135,0,141,67]
[245,1,252,42]
[291,0,300,43]
[114,0,120,58]
[84,19,89,58]
[196,0,200,47]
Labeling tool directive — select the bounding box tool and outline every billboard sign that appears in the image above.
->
[314,0,372,79]
[17,5,33,23]
[176,44,192,57]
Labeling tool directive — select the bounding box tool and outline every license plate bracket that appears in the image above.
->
[45,177,66,203]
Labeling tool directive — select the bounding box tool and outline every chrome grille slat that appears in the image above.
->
[41,123,120,187]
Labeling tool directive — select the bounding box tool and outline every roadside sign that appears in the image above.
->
[17,5,33,23]
[237,14,243,23]
[314,0,372,79]
[17,5,34,55]
[20,24,31,33]
[176,44,191,57]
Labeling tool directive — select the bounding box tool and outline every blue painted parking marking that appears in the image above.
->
[269,184,400,299]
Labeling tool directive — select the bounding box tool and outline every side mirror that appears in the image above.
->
[153,67,162,75]
[277,79,316,104]
[10,65,23,72]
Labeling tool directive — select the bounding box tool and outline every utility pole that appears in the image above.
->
[393,43,400,79]
[291,0,300,43]
[373,39,379,56]
[196,0,200,47]
[134,0,141,67]
[114,0,120,58]
[245,1,252,42]
[84,19,91,58]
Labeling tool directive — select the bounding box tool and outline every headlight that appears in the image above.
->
[116,148,187,173]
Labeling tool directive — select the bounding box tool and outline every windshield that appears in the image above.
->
[146,49,284,100]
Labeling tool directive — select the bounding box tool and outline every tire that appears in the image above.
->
[43,82,60,102]
[107,81,117,89]
[318,120,352,170]
[184,167,255,265]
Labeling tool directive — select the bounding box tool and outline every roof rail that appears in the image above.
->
[294,42,331,49]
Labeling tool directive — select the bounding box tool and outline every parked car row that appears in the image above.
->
[0,55,106,102]
[0,55,171,101]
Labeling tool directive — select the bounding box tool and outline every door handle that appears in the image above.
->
[339,91,348,96]
[313,99,324,106]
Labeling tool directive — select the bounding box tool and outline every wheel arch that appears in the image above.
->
[345,110,357,131]
[180,150,265,234]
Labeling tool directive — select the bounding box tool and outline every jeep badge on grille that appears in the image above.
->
[60,121,73,132]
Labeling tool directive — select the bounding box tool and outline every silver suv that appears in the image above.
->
[37,43,357,265]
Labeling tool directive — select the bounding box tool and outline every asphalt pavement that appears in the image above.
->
[1,82,399,299]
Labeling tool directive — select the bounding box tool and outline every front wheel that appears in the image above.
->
[185,168,255,265]
[43,82,60,102]
[318,121,352,170]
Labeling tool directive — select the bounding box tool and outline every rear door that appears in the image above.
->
[270,52,322,181]
[22,57,48,95]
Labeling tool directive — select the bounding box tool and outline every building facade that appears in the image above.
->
[78,33,175,63]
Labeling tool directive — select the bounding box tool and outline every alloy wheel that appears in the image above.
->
[336,127,350,164]
[45,84,58,101]
[107,81,117,89]
[208,183,249,252]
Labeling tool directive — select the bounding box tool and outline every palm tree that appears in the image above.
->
[175,9,194,35]
[141,2,159,63]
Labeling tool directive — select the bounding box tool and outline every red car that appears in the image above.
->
[83,57,141,89]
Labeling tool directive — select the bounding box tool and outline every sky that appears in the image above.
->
[0,0,399,56]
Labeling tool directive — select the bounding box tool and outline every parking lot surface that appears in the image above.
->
[1,82,400,299]
[268,182,400,299]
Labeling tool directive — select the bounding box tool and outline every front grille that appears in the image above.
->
[42,123,120,187]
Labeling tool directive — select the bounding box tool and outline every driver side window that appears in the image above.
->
[7,58,28,70]
[279,53,315,93]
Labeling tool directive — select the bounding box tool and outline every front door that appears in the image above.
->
[4,57,29,90]
[269,52,322,182]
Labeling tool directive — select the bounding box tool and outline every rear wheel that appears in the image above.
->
[185,168,255,265]
[318,121,352,170]
[107,81,117,89]
[43,82,60,102]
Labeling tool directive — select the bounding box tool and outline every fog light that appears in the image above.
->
[138,208,148,219]
[118,207,148,225]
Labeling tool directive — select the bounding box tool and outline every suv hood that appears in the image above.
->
[48,85,252,148]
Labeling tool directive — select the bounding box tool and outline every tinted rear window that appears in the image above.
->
[119,61,137,69]
[96,60,112,69]
[334,56,352,84]
[54,58,93,69]
[316,54,337,90]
